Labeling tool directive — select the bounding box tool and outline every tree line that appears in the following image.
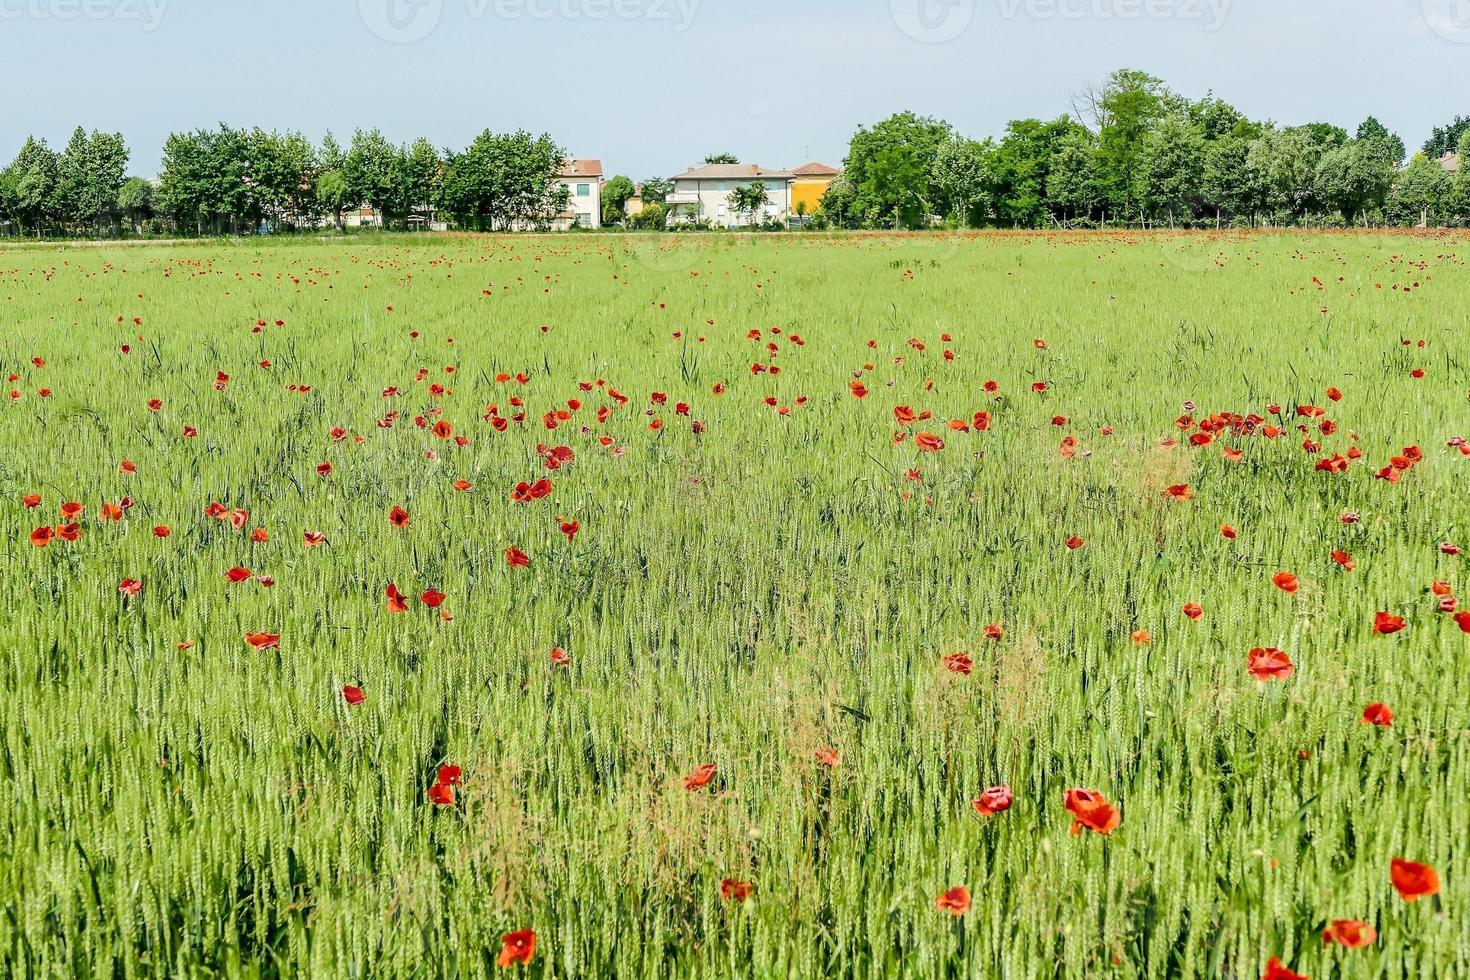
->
[820,70,1470,231]
[3,69,1468,238]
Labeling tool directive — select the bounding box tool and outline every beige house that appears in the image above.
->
[665,162,841,228]
[1439,151,1461,175]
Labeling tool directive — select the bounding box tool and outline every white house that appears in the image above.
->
[665,162,840,228]
[666,164,796,228]
[554,159,603,229]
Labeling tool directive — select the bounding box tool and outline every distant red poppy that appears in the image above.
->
[118,579,142,597]
[935,886,971,916]
[1065,536,1086,550]
[1220,524,1237,540]
[1272,572,1299,594]
[303,531,326,547]
[1455,611,1470,633]
[1362,703,1393,727]
[153,525,171,538]
[496,930,536,968]
[437,764,462,786]
[560,521,580,542]
[388,506,411,527]
[972,785,1013,815]
[343,686,366,706]
[549,647,570,667]
[1373,612,1406,635]
[683,763,717,791]
[29,526,53,547]
[316,462,333,477]
[453,479,474,492]
[1247,647,1293,682]
[914,432,944,453]
[385,584,408,614]
[245,632,280,650]
[1163,484,1193,500]
[1183,602,1204,621]
[1321,919,1375,949]
[814,747,840,767]
[720,879,753,902]
[506,546,530,568]
[1064,788,1119,835]
[226,567,252,583]
[1390,858,1439,901]
[1262,957,1307,980]
[22,493,41,508]
[420,588,446,608]
[1331,550,1354,571]
[942,653,972,675]
[427,782,455,806]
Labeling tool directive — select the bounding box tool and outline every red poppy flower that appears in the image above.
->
[972,785,1013,815]
[389,506,411,528]
[1455,611,1470,633]
[342,686,366,706]
[1331,550,1354,571]
[385,584,408,614]
[303,531,326,548]
[1262,957,1307,980]
[1390,858,1439,901]
[1321,919,1375,948]
[1220,524,1237,540]
[118,579,143,597]
[316,462,333,478]
[22,493,41,508]
[914,432,944,453]
[437,764,462,786]
[813,747,840,767]
[560,521,579,542]
[427,782,455,806]
[935,886,971,916]
[942,653,972,675]
[549,647,570,667]
[153,525,171,538]
[61,501,84,519]
[57,522,82,542]
[1182,602,1203,621]
[720,879,753,902]
[1272,572,1299,594]
[421,589,446,608]
[496,930,536,968]
[506,546,530,568]
[1362,703,1393,727]
[683,763,717,791]
[1247,647,1293,682]
[1065,536,1086,550]
[1064,788,1119,835]
[1373,612,1406,635]
[245,632,280,650]
[29,526,53,547]
[226,567,252,583]
[432,419,453,440]
[1163,484,1192,500]
[983,623,1004,640]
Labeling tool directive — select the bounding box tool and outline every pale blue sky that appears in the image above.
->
[4,0,1468,179]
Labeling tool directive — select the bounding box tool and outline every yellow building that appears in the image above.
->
[789,162,841,217]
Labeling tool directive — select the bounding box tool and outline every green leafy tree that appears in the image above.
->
[703,153,739,165]
[630,202,667,230]
[727,182,771,226]
[439,130,569,231]
[1355,116,1405,168]
[316,170,351,228]
[1137,114,1206,226]
[1094,69,1172,219]
[398,138,444,222]
[932,135,992,227]
[1386,153,1452,226]
[1045,129,1100,223]
[639,176,673,204]
[343,129,400,227]
[841,111,954,229]
[989,117,1083,227]
[601,175,636,225]
[117,177,153,233]
[817,174,858,228]
[2,137,61,236]
[55,127,128,233]
[1453,130,1470,221]
[1315,141,1394,224]
[1423,115,1470,158]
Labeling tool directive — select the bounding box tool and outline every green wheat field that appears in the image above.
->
[2,230,1467,978]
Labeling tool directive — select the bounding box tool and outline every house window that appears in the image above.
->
[715,182,726,191]
[577,183,590,197]
[765,181,781,191]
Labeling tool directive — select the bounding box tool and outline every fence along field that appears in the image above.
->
[2,230,1467,978]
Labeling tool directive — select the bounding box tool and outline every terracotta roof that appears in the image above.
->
[791,162,840,177]
[671,163,794,180]
[560,159,603,178]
